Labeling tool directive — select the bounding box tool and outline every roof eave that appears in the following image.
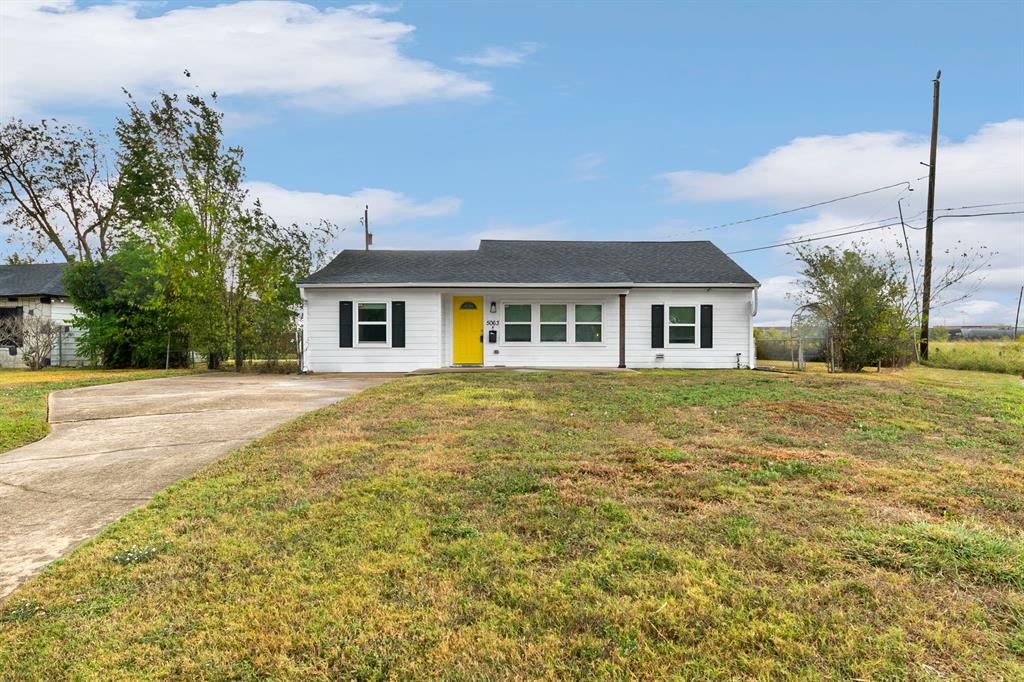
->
[298,281,758,289]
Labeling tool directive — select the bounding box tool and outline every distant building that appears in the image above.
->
[0,263,83,368]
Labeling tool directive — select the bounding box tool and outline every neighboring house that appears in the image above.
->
[0,263,82,369]
[299,240,760,373]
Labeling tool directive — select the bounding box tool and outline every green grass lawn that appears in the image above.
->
[1,367,1022,680]
[0,368,196,454]
[926,339,1024,375]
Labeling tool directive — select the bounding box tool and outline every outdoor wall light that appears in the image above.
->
[490,301,497,314]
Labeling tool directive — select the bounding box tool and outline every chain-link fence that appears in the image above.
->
[755,337,828,365]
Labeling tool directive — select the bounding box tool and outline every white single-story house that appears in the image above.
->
[0,263,82,368]
[298,240,760,373]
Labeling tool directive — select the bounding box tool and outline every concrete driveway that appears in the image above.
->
[0,373,390,599]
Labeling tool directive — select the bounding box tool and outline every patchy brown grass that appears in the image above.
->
[1,366,1022,680]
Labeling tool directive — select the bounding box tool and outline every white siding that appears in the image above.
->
[476,290,622,368]
[303,288,442,373]
[625,288,755,369]
[303,285,755,372]
[50,298,84,366]
[0,296,84,368]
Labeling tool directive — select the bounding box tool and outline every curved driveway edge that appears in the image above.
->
[0,373,392,599]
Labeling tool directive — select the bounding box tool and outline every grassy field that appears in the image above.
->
[0,368,196,454]
[1,367,1022,680]
[925,340,1024,375]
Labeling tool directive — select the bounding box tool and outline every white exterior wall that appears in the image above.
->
[303,285,755,372]
[625,288,755,369]
[0,296,83,368]
[50,299,83,366]
[475,289,622,368]
[302,288,443,373]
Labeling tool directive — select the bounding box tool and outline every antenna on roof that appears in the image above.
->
[360,205,372,250]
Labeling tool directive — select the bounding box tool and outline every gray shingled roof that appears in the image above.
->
[301,240,758,286]
[0,263,68,297]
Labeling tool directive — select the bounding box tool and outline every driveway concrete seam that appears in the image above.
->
[0,479,150,503]
[48,404,349,424]
[0,438,250,466]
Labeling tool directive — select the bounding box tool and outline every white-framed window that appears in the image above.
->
[574,304,602,342]
[540,304,567,342]
[668,305,696,344]
[357,302,388,344]
[504,304,532,342]
[499,302,605,345]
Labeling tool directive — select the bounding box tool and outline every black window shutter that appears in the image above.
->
[392,301,406,348]
[651,304,664,348]
[700,304,713,348]
[339,301,353,347]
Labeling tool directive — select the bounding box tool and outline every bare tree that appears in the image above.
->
[18,314,61,370]
[0,311,60,370]
[0,119,120,262]
[0,313,21,354]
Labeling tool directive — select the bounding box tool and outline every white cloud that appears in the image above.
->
[0,1,490,116]
[663,120,1024,325]
[945,299,1014,326]
[752,275,801,326]
[661,121,1024,206]
[456,42,542,68]
[571,153,606,182]
[245,181,461,251]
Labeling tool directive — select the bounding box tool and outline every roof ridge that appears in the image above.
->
[479,239,714,244]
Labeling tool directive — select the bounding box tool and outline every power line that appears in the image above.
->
[670,180,917,237]
[726,210,1024,255]
[670,165,1024,239]
[938,201,1024,212]
[934,210,1024,220]
[727,221,904,254]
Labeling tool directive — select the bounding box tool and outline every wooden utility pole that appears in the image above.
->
[919,70,941,361]
[363,205,372,250]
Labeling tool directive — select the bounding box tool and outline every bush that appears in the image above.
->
[793,244,916,372]
[63,243,188,368]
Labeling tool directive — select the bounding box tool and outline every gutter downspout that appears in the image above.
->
[618,293,626,368]
[749,288,759,369]
[298,286,308,373]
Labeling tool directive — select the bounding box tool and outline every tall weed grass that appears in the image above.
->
[926,340,1024,375]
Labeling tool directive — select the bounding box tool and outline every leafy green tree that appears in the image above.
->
[791,243,916,371]
[6,86,330,370]
[63,242,187,368]
[114,89,330,371]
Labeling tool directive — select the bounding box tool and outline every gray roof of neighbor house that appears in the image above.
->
[301,240,759,286]
[0,263,69,297]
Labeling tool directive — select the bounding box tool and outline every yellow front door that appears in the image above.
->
[452,296,484,365]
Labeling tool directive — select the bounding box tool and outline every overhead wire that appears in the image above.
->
[727,210,1024,255]
[669,180,918,237]
[668,164,1023,239]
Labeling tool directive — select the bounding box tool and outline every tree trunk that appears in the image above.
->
[233,312,243,373]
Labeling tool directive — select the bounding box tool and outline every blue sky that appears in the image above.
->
[2,0,1022,324]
